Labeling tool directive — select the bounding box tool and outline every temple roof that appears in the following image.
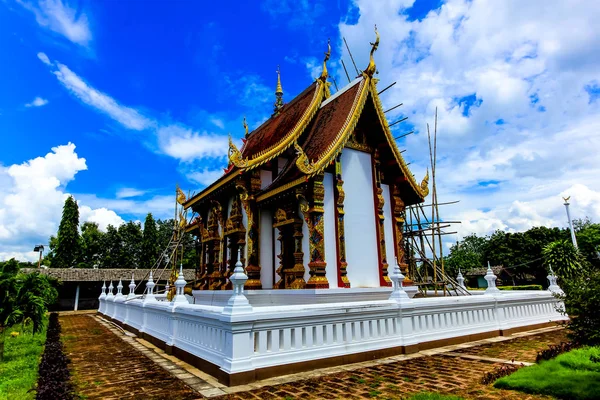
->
[185,28,429,209]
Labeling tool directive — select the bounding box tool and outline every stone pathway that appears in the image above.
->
[61,313,565,400]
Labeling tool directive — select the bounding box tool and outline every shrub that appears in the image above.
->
[36,313,74,400]
[558,270,600,346]
[536,342,577,363]
[481,364,522,385]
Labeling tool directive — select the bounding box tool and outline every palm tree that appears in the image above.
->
[542,239,585,280]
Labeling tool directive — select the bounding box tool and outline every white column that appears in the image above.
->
[74,283,80,311]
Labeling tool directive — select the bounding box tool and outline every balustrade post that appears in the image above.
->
[547,266,564,295]
[127,274,136,299]
[456,270,466,289]
[223,249,253,314]
[389,257,411,304]
[98,281,106,313]
[484,262,501,295]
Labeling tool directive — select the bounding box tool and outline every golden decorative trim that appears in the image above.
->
[256,176,306,202]
[420,169,430,197]
[294,142,318,174]
[319,38,331,83]
[345,140,372,153]
[228,134,247,168]
[305,78,369,177]
[369,78,426,200]
[241,82,325,171]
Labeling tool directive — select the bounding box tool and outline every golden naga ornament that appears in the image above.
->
[176,186,187,205]
[319,38,331,83]
[243,116,249,138]
[364,25,380,77]
[228,134,248,168]
[294,142,317,174]
[420,169,430,197]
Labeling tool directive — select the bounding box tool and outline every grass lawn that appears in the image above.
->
[494,346,600,400]
[0,319,48,400]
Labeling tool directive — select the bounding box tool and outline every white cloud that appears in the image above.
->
[25,96,49,107]
[116,187,146,199]
[157,125,228,161]
[52,62,153,131]
[18,0,92,46]
[210,118,225,129]
[187,169,225,186]
[338,0,600,242]
[0,143,126,262]
[37,52,51,65]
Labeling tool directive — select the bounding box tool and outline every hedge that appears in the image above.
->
[498,285,542,291]
[36,313,74,400]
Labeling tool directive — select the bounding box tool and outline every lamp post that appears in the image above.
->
[33,245,45,268]
[562,196,578,249]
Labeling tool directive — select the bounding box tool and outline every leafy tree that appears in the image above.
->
[574,218,600,268]
[0,259,58,361]
[543,239,586,280]
[119,221,143,268]
[53,196,81,268]
[101,224,123,268]
[444,234,487,277]
[79,222,105,268]
[559,269,600,346]
[141,213,159,268]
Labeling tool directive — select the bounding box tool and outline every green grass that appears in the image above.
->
[494,346,600,400]
[0,320,48,400]
[405,393,464,400]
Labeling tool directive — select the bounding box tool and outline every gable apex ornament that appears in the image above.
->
[319,38,331,83]
[294,142,317,174]
[364,25,380,77]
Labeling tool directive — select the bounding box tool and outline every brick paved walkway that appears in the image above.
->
[61,314,564,400]
[61,314,200,400]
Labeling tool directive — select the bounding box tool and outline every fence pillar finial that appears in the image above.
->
[547,266,564,295]
[389,257,411,303]
[144,271,157,303]
[223,248,253,314]
[484,262,501,295]
[456,269,466,289]
[172,263,188,303]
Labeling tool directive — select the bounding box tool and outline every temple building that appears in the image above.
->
[183,30,429,292]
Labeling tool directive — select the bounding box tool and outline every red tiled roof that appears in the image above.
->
[242,82,318,159]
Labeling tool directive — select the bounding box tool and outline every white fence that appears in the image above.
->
[99,289,566,378]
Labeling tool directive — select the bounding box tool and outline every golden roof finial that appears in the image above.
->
[319,38,331,82]
[273,66,284,115]
[275,65,283,95]
[228,133,247,168]
[364,25,380,77]
[243,116,249,138]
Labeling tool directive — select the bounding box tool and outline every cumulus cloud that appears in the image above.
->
[25,96,49,107]
[0,143,125,261]
[338,0,600,241]
[157,125,228,161]
[18,0,92,46]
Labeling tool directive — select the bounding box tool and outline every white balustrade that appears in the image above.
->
[99,286,567,377]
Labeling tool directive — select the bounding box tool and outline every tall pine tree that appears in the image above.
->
[141,213,159,268]
[54,195,81,268]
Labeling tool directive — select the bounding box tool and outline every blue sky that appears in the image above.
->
[1,0,600,261]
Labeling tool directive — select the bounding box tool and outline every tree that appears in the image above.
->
[101,224,123,268]
[141,213,159,269]
[79,222,105,268]
[444,234,487,277]
[54,196,81,268]
[574,218,600,268]
[559,269,600,346]
[119,221,143,268]
[542,239,586,280]
[0,259,58,361]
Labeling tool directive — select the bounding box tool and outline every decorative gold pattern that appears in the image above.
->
[228,134,247,168]
[420,169,430,197]
[176,186,187,205]
[304,173,329,289]
[334,155,350,288]
[364,25,379,77]
[256,176,307,202]
[391,184,412,284]
[373,151,391,286]
[294,142,318,174]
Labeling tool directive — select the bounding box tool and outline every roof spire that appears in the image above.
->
[319,38,331,83]
[273,66,284,115]
[364,25,379,77]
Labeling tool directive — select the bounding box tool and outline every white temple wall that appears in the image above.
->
[260,210,274,289]
[260,169,272,190]
[382,184,395,271]
[323,172,338,288]
[342,148,380,287]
